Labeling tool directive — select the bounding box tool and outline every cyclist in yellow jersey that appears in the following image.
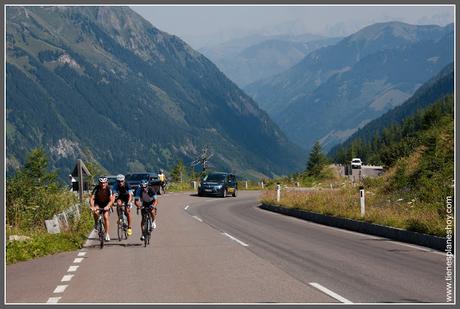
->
[158,169,167,194]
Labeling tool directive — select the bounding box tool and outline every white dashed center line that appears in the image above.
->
[67,265,79,272]
[184,205,189,210]
[309,282,353,304]
[73,257,84,263]
[192,216,203,222]
[222,232,249,247]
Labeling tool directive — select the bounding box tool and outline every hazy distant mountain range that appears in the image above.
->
[244,22,454,151]
[6,6,306,179]
[329,61,454,160]
[200,34,340,88]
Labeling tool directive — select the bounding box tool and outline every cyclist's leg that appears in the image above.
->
[140,205,146,233]
[103,206,110,234]
[93,204,100,228]
[116,199,123,222]
[125,203,132,228]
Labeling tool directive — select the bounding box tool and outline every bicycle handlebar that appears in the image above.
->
[136,204,155,215]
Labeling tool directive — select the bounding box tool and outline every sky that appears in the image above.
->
[130,5,454,49]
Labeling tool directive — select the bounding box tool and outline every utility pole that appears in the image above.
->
[78,160,83,203]
[191,145,214,174]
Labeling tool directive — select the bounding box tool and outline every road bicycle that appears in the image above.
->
[137,205,154,247]
[116,202,129,241]
[160,181,168,195]
[95,208,107,249]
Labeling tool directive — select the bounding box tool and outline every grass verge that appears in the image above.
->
[167,182,195,192]
[6,206,93,265]
[260,184,445,237]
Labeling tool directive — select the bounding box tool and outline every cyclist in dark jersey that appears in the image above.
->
[134,179,158,241]
[111,174,133,236]
[90,177,115,241]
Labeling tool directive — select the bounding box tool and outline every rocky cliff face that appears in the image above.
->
[6,6,305,178]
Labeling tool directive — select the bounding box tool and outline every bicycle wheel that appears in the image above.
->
[123,214,128,239]
[98,221,104,249]
[147,218,152,245]
[143,218,149,247]
[117,221,122,241]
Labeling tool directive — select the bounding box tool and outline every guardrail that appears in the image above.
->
[44,203,81,234]
[260,203,449,252]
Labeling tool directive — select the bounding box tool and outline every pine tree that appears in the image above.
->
[23,148,58,187]
[306,141,328,177]
[171,160,186,183]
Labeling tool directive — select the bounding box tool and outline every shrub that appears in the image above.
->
[6,148,76,229]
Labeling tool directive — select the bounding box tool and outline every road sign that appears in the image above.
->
[71,159,91,203]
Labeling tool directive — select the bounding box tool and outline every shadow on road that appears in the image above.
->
[189,193,226,199]
[83,242,143,249]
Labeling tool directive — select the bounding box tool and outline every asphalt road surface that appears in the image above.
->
[6,191,447,304]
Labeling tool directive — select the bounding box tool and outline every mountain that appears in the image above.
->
[200,34,340,88]
[244,22,454,151]
[6,6,306,179]
[329,61,453,159]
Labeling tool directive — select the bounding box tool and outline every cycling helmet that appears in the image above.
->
[141,180,148,187]
[99,177,108,183]
[116,174,125,181]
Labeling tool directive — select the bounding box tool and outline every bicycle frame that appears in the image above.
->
[138,205,154,247]
[96,209,106,249]
[116,203,129,241]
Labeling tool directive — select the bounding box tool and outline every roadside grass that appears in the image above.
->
[238,180,264,191]
[260,183,445,237]
[260,165,344,190]
[167,182,195,192]
[6,206,93,265]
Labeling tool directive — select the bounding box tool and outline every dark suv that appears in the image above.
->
[198,172,237,198]
[125,172,161,193]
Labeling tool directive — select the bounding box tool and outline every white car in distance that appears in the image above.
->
[351,158,362,169]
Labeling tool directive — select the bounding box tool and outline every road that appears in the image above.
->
[6,191,447,304]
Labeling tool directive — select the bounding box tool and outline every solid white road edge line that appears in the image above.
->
[309,282,353,304]
[46,297,61,303]
[222,232,249,247]
[53,285,68,294]
[192,216,203,222]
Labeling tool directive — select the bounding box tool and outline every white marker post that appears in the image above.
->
[359,186,365,217]
[261,181,264,189]
[245,181,248,189]
[276,184,281,203]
